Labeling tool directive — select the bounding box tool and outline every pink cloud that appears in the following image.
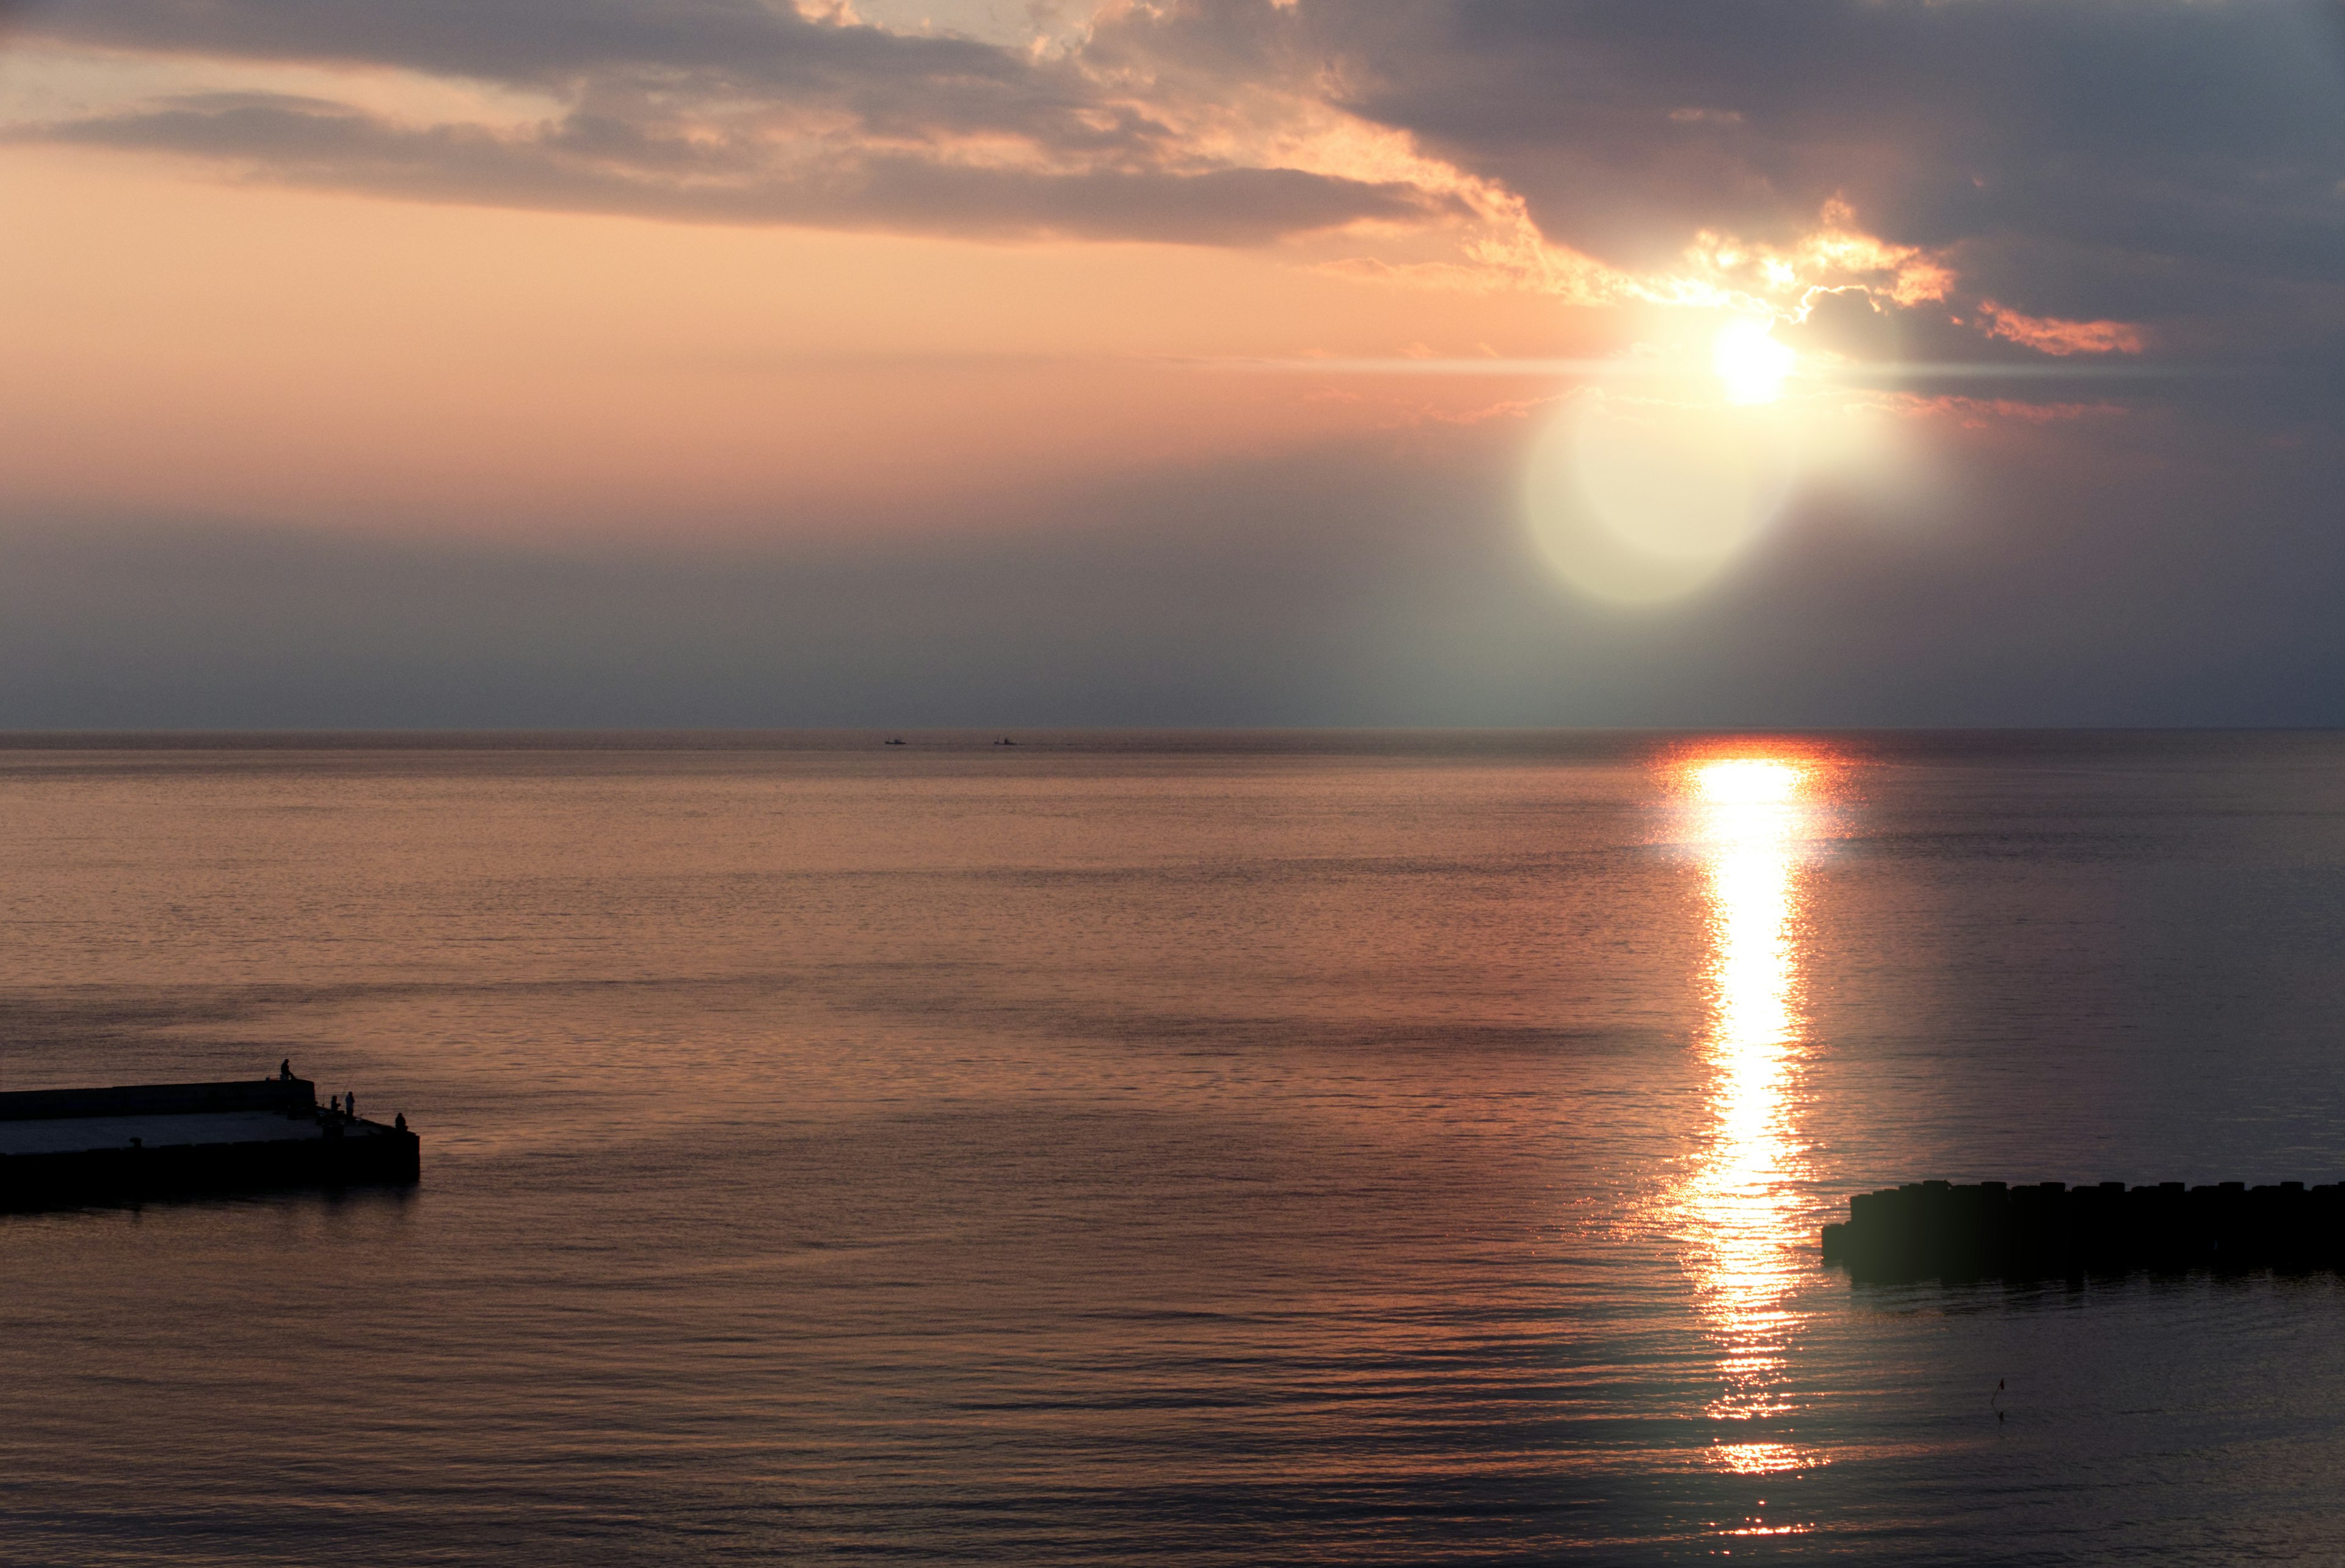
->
[1976,300,2147,356]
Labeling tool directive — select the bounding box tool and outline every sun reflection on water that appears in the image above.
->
[1677,751,1828,1476]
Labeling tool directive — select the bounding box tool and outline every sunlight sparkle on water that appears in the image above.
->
[1671,751,1831,1475]
[1695,758,1801,805]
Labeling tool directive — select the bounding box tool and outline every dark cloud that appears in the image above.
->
[26,92,1444,242]
[1278,0,2345,332]
[7,0,1447,242]
[12,0,2344,322]
[21,0,1027,98]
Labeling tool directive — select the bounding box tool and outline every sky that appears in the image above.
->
[3,0,2343,728]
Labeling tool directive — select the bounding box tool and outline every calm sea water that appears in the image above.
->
[7,731,2345,1564]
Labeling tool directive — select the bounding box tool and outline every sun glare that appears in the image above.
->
[1712,318,1796,405]
[1695,758,1801,805]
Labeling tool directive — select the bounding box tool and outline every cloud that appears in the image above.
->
[1295,1,2345,338]
[7,0,2343,367]
[1974,302,2146,358]
[4,0,1467,242]
[25,89,1449,242]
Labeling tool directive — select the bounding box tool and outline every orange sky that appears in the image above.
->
[2,141,1629,544]
[0,1,2172,552]
[0,1,2335,726]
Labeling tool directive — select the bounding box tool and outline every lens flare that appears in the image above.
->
[1521,388,1798,602]
[1518,308,1927,604]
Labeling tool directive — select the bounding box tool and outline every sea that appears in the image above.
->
[6,730,2345,1564]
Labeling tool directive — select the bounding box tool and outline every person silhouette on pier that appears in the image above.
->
[330,1094,340,1115]
[280,1058,292,1081]
[345,1092,357,1121]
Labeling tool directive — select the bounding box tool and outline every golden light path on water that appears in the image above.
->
[1678,753,1827,1477]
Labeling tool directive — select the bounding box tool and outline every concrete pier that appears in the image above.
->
[0,1076,419,1210]
[1822,1180,2345,1281]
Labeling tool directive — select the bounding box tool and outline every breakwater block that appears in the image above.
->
[0,1076,419,1211]
[1821,1180,2345,1281]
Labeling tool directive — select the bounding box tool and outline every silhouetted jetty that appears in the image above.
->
[0,1074,418,1211]
[1822,1180,2345,1281]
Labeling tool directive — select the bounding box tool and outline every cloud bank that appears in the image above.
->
[10,0,2343,353]
[7,396,2342,728]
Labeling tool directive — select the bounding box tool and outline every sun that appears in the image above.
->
[1712,318,1797,404]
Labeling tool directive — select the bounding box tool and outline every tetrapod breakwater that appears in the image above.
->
[1821,1179,2345,1282]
